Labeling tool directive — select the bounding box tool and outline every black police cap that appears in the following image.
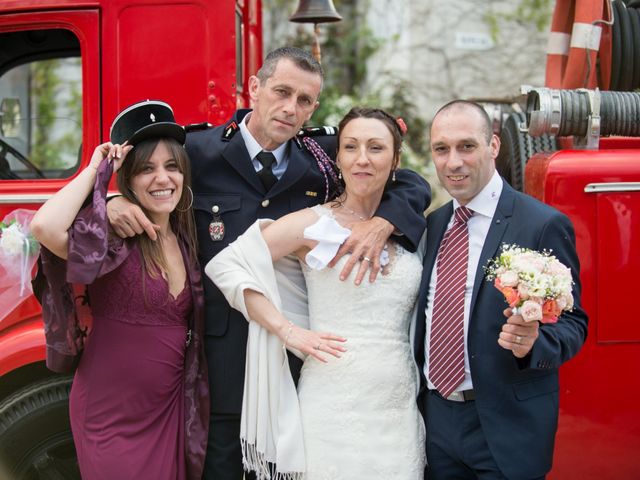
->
[109,100,186,146]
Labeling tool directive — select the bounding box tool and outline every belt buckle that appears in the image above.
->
[444,389,475,402]
[446,391,465,402]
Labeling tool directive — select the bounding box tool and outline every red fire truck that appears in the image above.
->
[0,0,638,478]
[0,0,262,477]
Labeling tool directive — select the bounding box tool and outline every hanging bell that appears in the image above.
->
[289,0,343,24]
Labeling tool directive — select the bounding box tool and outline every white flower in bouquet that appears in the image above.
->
[0,223,28,257]
[497,269,519,287]
[0,209,40,304]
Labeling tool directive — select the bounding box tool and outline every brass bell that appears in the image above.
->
[289,0,342,63]
[289,0,342,24]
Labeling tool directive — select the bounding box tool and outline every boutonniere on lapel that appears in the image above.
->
[484,244,574,324]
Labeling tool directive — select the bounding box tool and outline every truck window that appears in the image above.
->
[0,29,82,180]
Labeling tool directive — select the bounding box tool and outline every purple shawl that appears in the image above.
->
[35,159,209,479]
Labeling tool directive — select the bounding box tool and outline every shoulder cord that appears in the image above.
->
[302,136,343,203]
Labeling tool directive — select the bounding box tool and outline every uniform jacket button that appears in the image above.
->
[261,199,270,207]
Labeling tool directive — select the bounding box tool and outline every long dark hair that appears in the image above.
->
[116,137,198,277]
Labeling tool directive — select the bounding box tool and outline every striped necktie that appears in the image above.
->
[428,206,474,398]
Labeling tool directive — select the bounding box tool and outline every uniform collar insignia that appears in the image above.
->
[222,121,239,141]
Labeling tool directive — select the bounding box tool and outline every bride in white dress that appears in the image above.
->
[207,107,426,479]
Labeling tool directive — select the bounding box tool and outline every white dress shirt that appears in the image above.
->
[239,113,289,179]
[423,171,503,391]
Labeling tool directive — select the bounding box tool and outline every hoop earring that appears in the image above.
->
[176,186,194,212]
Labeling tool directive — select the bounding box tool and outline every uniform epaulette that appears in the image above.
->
[184,122,213,133]
[297,126,338,137]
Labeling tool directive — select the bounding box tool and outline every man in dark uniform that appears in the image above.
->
[108,47,431,480]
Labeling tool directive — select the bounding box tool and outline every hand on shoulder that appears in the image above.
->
[107,196,160,240]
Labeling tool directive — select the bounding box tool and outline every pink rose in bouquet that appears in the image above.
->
[520,300,543,322]
[485,245,574,324]
[497,270,519,287]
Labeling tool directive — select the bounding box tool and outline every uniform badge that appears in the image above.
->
[222,121,239,141]
[209,205,225,241]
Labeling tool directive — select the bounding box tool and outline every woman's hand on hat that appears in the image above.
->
[109,143,133,172]
[89,142,133,172]
[88,142,112,171]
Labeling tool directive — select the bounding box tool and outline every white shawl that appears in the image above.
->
[205,219,311,480]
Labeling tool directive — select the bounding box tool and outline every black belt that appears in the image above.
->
[431,389,476,402]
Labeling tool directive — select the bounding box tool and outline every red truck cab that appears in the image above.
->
[526,137,640,479]
[1,1,639,478]
[0,1,261,476]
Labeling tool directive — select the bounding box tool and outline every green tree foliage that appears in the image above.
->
[30,58,82,172]
[31,59,59,169]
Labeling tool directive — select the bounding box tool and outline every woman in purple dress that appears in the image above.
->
[31,100,209,479]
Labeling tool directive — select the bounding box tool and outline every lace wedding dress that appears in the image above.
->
[298,206,426,479]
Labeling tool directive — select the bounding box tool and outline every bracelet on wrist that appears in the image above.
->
[283,321,294,350]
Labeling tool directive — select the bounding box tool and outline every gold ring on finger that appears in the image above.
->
[515,335,523,344]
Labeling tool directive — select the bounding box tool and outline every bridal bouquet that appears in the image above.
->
[485,245,574,324]
[0,209,40,321]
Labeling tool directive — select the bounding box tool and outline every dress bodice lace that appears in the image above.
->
[297,205,426,479]
[89,247,192,327]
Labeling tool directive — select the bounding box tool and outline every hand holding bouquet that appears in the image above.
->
[485,245,574,324]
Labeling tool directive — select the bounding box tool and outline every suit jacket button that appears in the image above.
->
[261,199,270,207]
[212,205,220,214]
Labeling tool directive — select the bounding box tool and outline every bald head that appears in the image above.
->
[432,100,493,145]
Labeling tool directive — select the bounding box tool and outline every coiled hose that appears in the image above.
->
[610,0,640,90]
[526,88,640,137]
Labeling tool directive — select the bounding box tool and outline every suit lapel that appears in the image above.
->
[422,203,453,290]
[218,111,265,193]
[469,183,516,318]
[221,132,264,193]
[268,141,312,197]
